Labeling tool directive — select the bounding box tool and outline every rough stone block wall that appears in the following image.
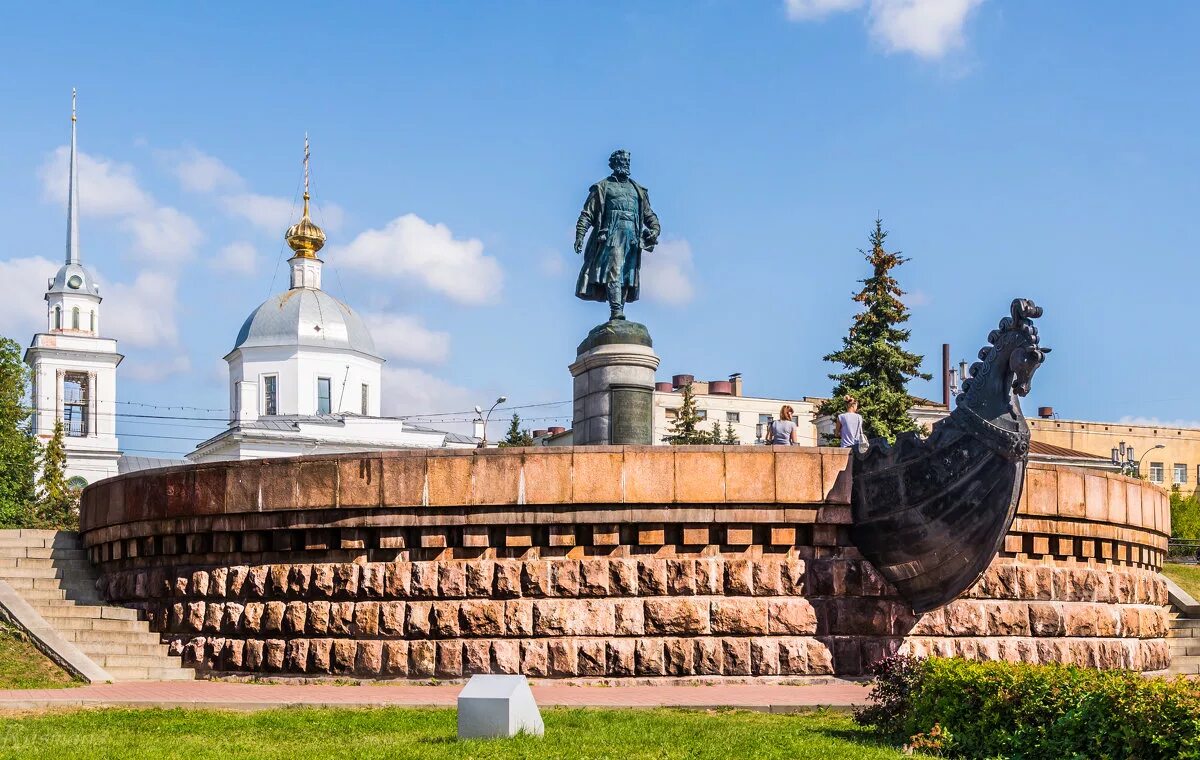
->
[79,449,1172,679]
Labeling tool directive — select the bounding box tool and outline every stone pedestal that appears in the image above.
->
[569,320,660,445]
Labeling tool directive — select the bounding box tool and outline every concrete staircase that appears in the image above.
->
[1168,610,1200,676]
[0,530,193,681]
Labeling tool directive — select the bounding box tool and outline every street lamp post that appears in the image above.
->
[1112,442,1165,479]
[476,396,507,448]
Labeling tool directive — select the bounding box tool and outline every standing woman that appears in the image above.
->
[768,405,801,445]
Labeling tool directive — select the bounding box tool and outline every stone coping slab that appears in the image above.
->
[0,679,869,713]
[80,447,856,531]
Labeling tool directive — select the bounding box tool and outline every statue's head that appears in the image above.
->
[608,149,631,179]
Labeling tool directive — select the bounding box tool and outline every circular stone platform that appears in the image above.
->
[78,448,1171,679]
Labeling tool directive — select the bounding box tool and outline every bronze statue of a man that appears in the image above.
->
[574,149,661,321]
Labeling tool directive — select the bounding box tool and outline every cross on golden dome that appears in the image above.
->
[285,133,326,257]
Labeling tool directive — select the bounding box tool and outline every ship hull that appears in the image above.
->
[850,426,1026,613]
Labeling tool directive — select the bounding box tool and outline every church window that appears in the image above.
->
[317,377,332,415]
[62,372,89,437]
[89,311,95,333]
[71,307,80,330]
[263,376,278,416]
[67,476,88,490]
[54,306,61,330]
[361,384,369,416]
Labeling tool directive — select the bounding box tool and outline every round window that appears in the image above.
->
[67,274,83,289]
[66,476,88,490]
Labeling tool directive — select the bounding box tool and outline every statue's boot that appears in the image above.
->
[607,283,625,321]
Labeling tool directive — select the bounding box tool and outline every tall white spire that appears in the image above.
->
[65,89,80,265]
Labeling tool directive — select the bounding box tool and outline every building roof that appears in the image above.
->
[118,455,186,474]
[231,288,378,357]
[1028,440,1109,461]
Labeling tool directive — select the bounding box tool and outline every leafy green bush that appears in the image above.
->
[855,655,1200,759]
[1172,488,1200,541]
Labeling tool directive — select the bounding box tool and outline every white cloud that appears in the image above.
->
[0,257,181,354]
[170,148,243,193]
[123,354,192,382]
[785,0,982,60]
[39,147,152,217]
[38,147,202,264]
[868,0,981,59]
[103,271,181,348]
[364,313,450,365]
[0,256,57,337]
[641,239,696,306]
[211,241,258,275]
[1117,417,1200,431]
[785,0,864,20]
[380,367,476,418]
[222,192,344,233]
[121,206,202,264]
[335,214,503,305]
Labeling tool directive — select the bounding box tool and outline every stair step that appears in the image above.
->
[98,653,187,668]
[68,629,164,646]
[78,640,170,657]
[12,554,87,566]
[3,566,67,579]
[38,616,149,632]
[104,666,195,681]
[49,549,87,560]
[29,603,138,621]
[0,538,47,548]
[16,588,67,600]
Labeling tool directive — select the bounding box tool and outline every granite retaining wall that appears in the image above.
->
[79,448,1172,679]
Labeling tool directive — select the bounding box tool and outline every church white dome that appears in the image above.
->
[232,288,378,357]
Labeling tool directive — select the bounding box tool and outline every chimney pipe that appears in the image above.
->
[942,343,951,407]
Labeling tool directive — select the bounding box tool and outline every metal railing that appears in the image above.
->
[1167,539,1200,563]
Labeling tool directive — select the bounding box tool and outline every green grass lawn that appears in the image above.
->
[0,706,924,760]
[1163,562,1200,601]
[0,624,79,690]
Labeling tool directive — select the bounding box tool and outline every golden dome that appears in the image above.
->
[285,192,326,257]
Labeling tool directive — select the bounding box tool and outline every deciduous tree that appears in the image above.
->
[0,337,37,527]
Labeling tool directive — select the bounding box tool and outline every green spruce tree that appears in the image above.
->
[667,383,714,444]
[818,219,931,443]
[497,412,534,448]
[0,337,38,527]
[724,421,739,445]
[36,420,78,529]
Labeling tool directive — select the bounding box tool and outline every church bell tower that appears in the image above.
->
[24,91,123,487]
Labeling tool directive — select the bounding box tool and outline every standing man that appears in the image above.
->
[836,395,865,449]
[574,149,661,321]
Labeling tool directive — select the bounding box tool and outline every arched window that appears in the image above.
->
[89,311,95,333]
[71,307,80,330]
[54,306,61,330]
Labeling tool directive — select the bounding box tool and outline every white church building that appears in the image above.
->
[24,95,123,488]
[187,143,476,462]
[24,101,474,485]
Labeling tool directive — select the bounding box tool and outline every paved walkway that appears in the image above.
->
[0,680,870,712]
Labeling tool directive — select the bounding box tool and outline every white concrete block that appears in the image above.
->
[457,674,544,740]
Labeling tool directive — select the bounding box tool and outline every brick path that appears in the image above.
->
[0,680,870,712]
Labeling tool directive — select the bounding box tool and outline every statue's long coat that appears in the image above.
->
[575,177,660,303]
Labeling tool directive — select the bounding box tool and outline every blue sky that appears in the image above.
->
[1,2,1198,455]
